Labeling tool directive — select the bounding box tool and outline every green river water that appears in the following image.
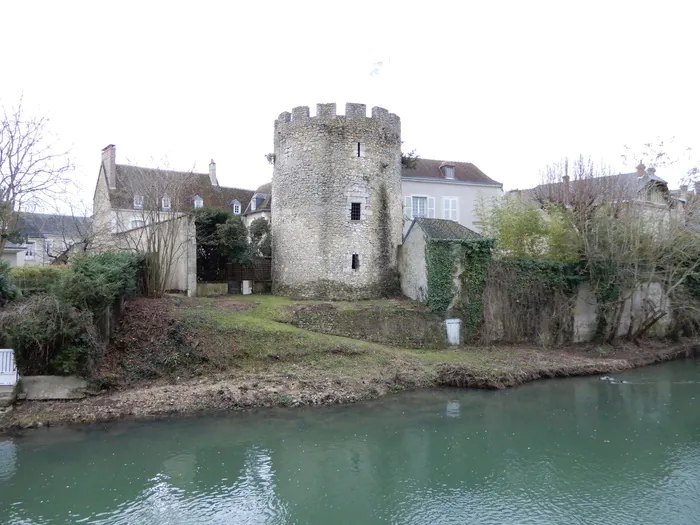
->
[1,359,699,524]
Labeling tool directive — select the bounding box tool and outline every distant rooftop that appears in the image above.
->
[402,158,502,187]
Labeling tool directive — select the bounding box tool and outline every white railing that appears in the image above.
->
[0,349,18,386]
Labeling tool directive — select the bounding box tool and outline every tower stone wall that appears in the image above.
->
[272,102,403,299]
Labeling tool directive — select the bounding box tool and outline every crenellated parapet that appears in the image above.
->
[274,102,401,136]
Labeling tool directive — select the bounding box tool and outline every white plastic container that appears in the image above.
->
[242,280,252,295]
[445,319,462,346]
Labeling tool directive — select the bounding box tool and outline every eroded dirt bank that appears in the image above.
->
[1,296,697,433]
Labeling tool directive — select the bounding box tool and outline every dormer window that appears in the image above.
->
[251,197,257,212]
[194,195,203,208]
[442,165,455,180]
[133,195,143,209]
[162,196,171,210]
[232,200,241,215]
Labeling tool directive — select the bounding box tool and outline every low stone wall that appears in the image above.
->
[485,280,672,344]
[196,282,228,297]
[286,303,447,348]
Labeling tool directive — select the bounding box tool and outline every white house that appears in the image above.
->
[0,242,27,268]
[14,213,92,266]
[402,158,503,234]
[92,144,256,293]
[242,182,271,227]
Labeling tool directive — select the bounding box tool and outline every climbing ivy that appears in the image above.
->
[484,259,585,343]
[425,240,456,315]
[457,239,496,339]
[425,238,495,338]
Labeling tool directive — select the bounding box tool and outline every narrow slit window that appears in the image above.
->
[357,142,361,157]
[351,202,361,221]
[351,253,360,270]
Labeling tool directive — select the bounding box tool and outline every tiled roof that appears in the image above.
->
[410,218,482,240]
[17,213,91,239]
[109,165,254,212]
[520,171,669,204]
[3,242,26,251]
[402,158,501,187]
[244,181,272,214]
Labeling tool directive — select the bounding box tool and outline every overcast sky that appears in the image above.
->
[3,1,699,211]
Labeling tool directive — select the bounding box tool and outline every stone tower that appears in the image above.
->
[272,102,403,299]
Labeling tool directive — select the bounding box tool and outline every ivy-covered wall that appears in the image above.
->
[420,238,672,345]
[483,259,584,344]
[424,238,495,340]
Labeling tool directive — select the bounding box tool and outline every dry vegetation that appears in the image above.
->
[2,295,696,431]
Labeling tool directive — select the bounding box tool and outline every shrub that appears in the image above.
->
[0,259,11,277]
[0,273,19,307]
[55,252,143,316]
[0,294,100,376]
[249,217,272,257]
[0,260,20,306]
[10,265,68,294]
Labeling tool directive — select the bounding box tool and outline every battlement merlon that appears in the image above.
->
[274,103,401,131]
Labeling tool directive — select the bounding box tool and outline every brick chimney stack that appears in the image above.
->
[209,159,218,186]
[101,144,116,190]
[636,162,646,178]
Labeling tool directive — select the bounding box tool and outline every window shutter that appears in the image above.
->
[404,196,412,219]
[442,197,450,220]
[452,197,459,222]
[427,197,435,218]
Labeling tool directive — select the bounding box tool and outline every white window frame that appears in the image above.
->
[162,196,171,210]
[443,166,455,179]
[442,196,459,222]
[232,201,241,215]
[251,196,257,212]
[25,243,35,260]
[411,196,428,219]
[130,219,145,229]
[133,195,144,209]
[194,196,203,209]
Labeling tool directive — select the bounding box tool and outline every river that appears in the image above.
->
[1,359,699,524]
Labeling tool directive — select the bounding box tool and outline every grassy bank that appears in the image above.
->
[1,295,697,432]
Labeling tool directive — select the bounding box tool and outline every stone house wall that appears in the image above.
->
[398,226,428,301]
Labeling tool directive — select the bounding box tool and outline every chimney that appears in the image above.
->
[636,162,646,178]
[101,144,116,190]
[562,174,570,206]
[681,184,689,200]
[209,159,218,186]
[647,166,656,177]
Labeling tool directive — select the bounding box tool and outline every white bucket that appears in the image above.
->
[445,319,461,346]
[242,280,253,295]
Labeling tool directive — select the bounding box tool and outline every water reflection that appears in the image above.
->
[445,400,460,418]
[1,359,699,524]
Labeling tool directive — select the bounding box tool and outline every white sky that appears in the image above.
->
[2,0,699,212]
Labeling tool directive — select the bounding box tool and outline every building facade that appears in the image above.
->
[92,144,255,294]
[402,159,503,234]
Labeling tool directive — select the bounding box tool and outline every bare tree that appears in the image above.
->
[0,98,72,255]
[538,156,699,341]
[42,200,94,264]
